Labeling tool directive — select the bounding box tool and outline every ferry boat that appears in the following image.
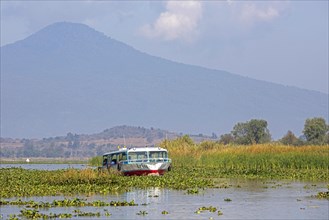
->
[101,147,172,176]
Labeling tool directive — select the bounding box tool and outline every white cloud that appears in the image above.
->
[140,1,202,41]
[240,4,279,23]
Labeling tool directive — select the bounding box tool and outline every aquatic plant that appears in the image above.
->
[0,198,138,208]
[73,210,101,217]
[104,210,112,217]
[19,208,73,219]
[315,191,329,199]
[0,167,214,198]
[136,210,148,215]
[8,214,18,220]
[196,206,217,213]
[187,188,199,194]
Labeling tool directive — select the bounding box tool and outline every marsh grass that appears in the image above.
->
[88,139,328,180]
[160,138,329,180]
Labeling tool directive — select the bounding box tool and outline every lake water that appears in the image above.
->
[0,163,90,170]
[0,164,328,219]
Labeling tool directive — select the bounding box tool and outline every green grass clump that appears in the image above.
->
[88,156,103,167]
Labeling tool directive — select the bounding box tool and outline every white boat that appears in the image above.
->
[101,147,172,176]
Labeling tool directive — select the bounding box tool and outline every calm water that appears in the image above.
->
[0,163,90,170]
[0,164,328,219]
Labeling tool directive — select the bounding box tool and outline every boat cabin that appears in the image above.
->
[101,147,171,175]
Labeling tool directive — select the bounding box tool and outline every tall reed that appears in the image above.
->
[160,137,329,179]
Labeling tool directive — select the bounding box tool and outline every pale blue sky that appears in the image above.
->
[1,0,328,93]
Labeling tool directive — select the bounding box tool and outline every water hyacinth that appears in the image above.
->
[0,167,214,198]
[0,198,137,208]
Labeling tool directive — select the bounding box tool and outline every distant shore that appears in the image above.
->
[0,157,88,164]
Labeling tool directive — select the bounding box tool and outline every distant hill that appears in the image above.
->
[0,125,215,158]
[1,22,328,139]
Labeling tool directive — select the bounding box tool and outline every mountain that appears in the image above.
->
[1,22,328,139]
[0,125,215,158]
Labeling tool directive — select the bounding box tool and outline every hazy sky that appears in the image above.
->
[1,0,328,94]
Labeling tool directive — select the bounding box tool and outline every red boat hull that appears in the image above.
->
[123,169,166,176]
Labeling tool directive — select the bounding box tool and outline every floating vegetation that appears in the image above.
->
[136,210,148,216]
[8,214,18,220]
[195,206,223,216]
[73,209,101,217]
[5,208,115,219]
[0,167,214,198]
[19,208,73,219]
[224,198,232,202]
[195,206,217,214]
[187,188,199,194]
[161,210,169,215]
[104,210,112,217]
[148,195,159,197]
[315,191,329,199]
[0,198,137,208]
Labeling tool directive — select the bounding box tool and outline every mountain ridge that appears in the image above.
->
[3,22,327,95]
[1,22,328,139]
[0,125,216,158]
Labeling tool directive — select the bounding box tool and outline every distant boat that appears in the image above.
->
[100,147,172,176]
[26,158,30,163]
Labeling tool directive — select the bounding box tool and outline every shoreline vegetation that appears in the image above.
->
[1,138,328,198]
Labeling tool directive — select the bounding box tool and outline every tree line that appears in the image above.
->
[1,117,328,158]
[218,117,329,146]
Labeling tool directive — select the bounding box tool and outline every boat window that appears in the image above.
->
[121,152,127,161]
[149,151,168,159]
[117,152,127,161]
[128,151,148,162]
[109,154,117,164]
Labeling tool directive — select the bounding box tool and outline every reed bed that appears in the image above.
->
[160,138,329,180]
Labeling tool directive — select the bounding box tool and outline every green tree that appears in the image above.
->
[280,130,300,146]
[325,133,329,145]
[219,133,234,145]
[303,117,329,145]
[211,132,218,139]
[231,122,249,144]
[231,119,271,145]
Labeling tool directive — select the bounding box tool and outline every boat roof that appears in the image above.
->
[103,146,168,156]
